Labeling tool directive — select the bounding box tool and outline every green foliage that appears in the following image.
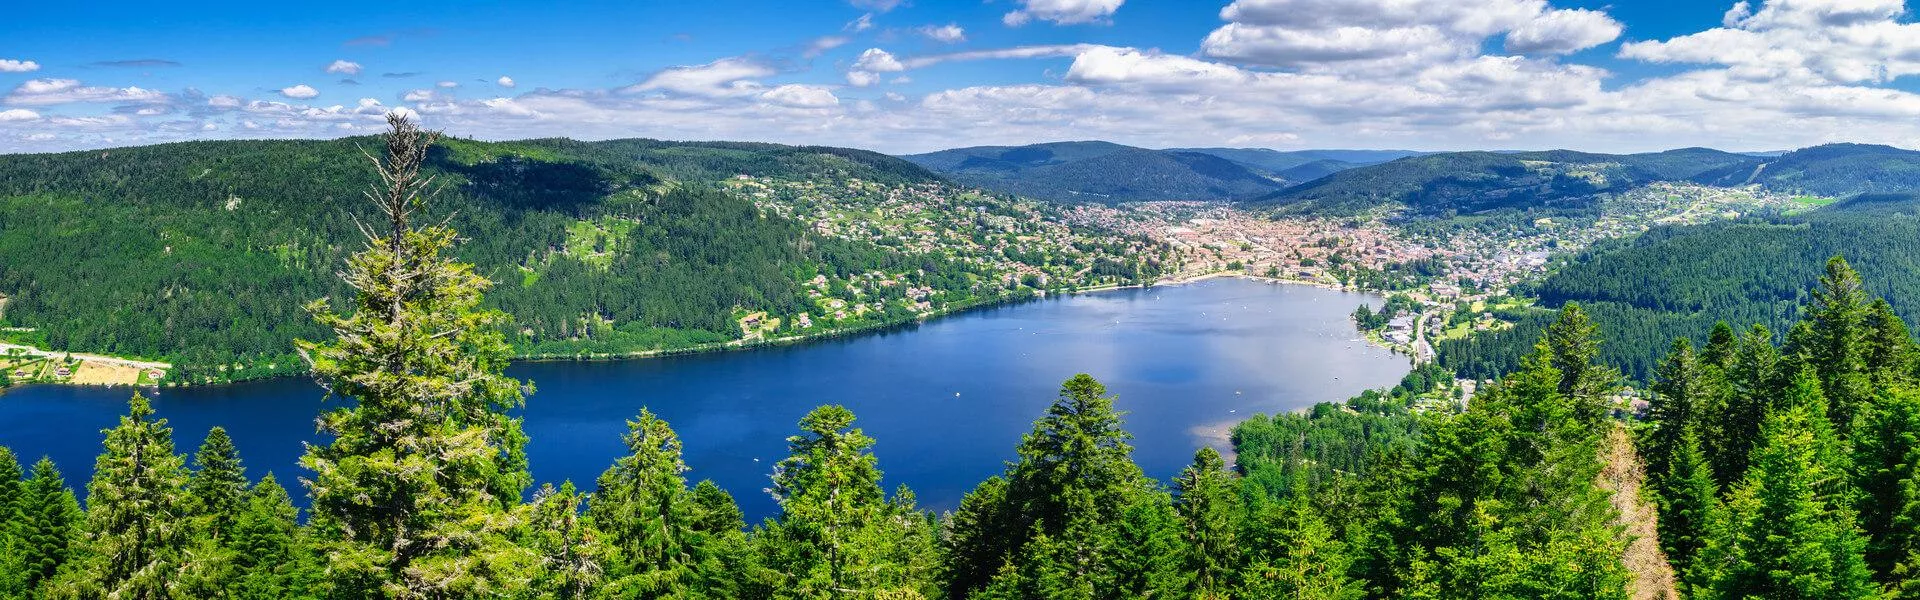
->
[51,394,191,599]
[902,141,1284,203]
[12,457,79,596]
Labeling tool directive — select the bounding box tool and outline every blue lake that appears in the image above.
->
[0,277,1408,517]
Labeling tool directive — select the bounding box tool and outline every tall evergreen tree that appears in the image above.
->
[1101,489,1188,598]
[0,446,21,533]
[1657,429,1719,576]
[13,457,79,595]
[296,113,534,597]
[186,427,248,540]
[1172,447,1239,597]
[1703,321,1738,368]
[51,394,191,599]
[1648,338,1704,478]
[223,474,308,600]
[758,405,934,598]
[1689,368,1877,599]
[1706,324,1781,486]
[1856,387,1920,578]
[521,482,606,600]
[586,409,700,597]
[1864,298,1917,387]
[1543,303,1619,421]
[1803,256,1874,436]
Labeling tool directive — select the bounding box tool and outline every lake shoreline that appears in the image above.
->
[1,273,1375,393]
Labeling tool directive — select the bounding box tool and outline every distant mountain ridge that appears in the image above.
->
[899,142,1429,203]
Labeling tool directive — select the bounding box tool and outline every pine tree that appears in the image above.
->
[521,482,606,599]
[1239,494,1363,600]
[226,474,307,600]
[1803,256,1874,436]
[941,475,1016,596]
[1648,338,1703,478]
[1103,489,1189,598]
[1543,303,1619,422]
[0,446,21,532]
[12,457,79,595]
[186,427,248,540]
[1172,447,1239,597]
[1657,429,1719,576]
[1707,324,1780,486]
[1703,321,1737,369]
[51,394,191,599]
[949,374,1149,598]
[1690,368,1877,599]
[586,409,699,597]
[296,113,534,597]
[759,405,933,598]
[1864,298,1917,388]
[1856,387,1920,578]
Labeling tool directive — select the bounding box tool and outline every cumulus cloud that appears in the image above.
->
[0,59,40,73]
[1201,0,1618,70]
[437,80,459,88]
[279,84,320,99]
[325,60,363,75]
[0,109,39,122]
[498,76,516,88]
[1620,0,1920,84]
[1004,0,1126,26]
[919,23,967,43]
[1506,9,1624,55]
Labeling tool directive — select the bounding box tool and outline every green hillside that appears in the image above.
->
[1692,143,1920,197]
[0,137,1155,383]
[1438,196,1920,379]
[900,141,1286,202]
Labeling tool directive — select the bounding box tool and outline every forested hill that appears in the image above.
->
[1438,196,1920,380]
[1250,147,1756,216]
[899,141,1286,203]
[0,137,1152,384]
[1691,143,1920,196]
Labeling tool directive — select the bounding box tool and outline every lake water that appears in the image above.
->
[0,277,1408,517]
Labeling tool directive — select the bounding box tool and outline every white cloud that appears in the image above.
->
[853,48,906,73]
[1620,0,1920,84]
[279,84,320,99]
[402,89,437,102]
[847,14,876,32]
[761,84,840,107]
[0,59,40,73]
[919,23,967,43]
[847,71,883,87]
[324,60,363,75]
[900,44,1098,69]
[207,95,244,108]
[1505,9,1623,55]
[0,109,39,121]
[624,57,776,96]
[498,76,517,88]
[805,36,851,58]
[1004,0,1126,26]
[5,79,169,105]
[437,80,459,88]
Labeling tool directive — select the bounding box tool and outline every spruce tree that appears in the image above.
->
[1657,429,1719,576]
[1172,447,1239,597]
[1690,368,1877,599]
[226,474,306,600]
[1239,492,1363,600]
[51,394,191,599]
[521,482,606,599]
[1543,303,1619,421]
[1856,387,1920,578]
[1103,490,1189,598]
[1708,324,1780,486]
[1703,321,1737,368]
[0,446,21,532]
[1802,256,1874,436]
[297,113,534,597]
[759,405,933,598]
[586,409,699,597]
[1864,298,1917,387]
[186,427,247,540]
[1648,338,1703,478]
[13,457,79,595]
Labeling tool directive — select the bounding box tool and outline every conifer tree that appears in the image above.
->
[1543,303,1619,421]
[1239,491,1363,600]
[1690,368,1877,599]
[1856,387,1920,578]
[1657,429,1719,576]
[51,395,190,599]
[0,446,21,531]
[1864,298,1917,386]
[297,113,534,597]
[1707,324,1780,486]
[587,409,700,597]
[13,457,79,596]
[1703,321,1737,368]
[186,427,248,540]
[226,474,307,599]
[521,482,606,599]
[1172,447,1239,597]
[759,405,933,598]
[1103,489,1189,598]
[1648,338,1704,478]
[1803,256,1874,436]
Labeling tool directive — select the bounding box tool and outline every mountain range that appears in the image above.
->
[904,141,1920,215]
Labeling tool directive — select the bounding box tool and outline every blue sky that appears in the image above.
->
[4,0,1920,153]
